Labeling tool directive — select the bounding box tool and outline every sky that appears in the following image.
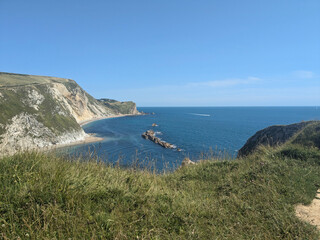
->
[0,0,319,106]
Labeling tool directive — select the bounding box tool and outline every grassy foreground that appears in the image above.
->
[0,145,320,239]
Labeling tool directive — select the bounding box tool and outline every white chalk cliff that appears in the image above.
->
[0,72,139,156]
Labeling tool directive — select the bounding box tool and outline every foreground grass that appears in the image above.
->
[0,146,320,239]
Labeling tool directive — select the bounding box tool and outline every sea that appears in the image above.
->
[65,107,320,171]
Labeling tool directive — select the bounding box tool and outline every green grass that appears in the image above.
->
[291,121,320,148]
[0,88,37,127]
[0,73,138,138]
[35,85,81,133]
[0,84,80,139]
[0,73,80,135]
[0,145,319,239]
[0,72,69,87]
[98,98,137,115]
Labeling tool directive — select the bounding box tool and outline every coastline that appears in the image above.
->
[50,113,143,150]
[79,113,141,127]
[48,134,105,151]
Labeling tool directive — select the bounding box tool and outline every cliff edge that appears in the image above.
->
[238,120,320,157]
[0,72,139,156]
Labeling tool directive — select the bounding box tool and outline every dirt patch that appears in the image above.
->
[296,190,320,230]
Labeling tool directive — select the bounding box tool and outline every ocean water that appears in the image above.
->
[66,107,320,170]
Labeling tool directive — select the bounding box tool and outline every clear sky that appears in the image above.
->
[0,0,319,106]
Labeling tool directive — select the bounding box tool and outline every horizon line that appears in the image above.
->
[137,106,320,108]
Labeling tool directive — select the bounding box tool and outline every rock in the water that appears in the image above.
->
[152,123,158,127]
[141,130,176,149]
[181,157,195,167]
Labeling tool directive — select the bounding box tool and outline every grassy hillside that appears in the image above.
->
[0,84,81,136]
[0,87,82,136]
[0,73,84,136]
[0,144,319,239]
[238,121,319,157]
[0,72,138,120]
[0,72,69,87]
[291,121,320,148]
[98,98,138,115]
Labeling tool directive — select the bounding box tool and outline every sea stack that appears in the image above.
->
[141,130,175,149]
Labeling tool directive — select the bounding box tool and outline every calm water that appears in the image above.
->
[67,107,320,170]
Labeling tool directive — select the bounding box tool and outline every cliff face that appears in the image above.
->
[0,72,139,156]
[237,121,320,157]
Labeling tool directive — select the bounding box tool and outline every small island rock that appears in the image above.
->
[141,130,176,149]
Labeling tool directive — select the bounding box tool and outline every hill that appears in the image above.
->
[0,122,319,239]
[98,98,139,115]
[238,121,320,157]
[0,72,69,87]
[0,72,140,156]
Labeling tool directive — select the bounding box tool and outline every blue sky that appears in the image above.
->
[0,0,319,106]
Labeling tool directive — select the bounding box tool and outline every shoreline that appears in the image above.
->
[79,113,141,127]
[50,113,143,151]
[48,134,105,151]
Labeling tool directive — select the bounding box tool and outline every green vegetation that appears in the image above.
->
[0,88,33,123]
[0,72,69,87]
[0,72,318,238]
[0,143,319,239]
[0,73,138,140]
[291,121,320,148]
[99,98,137,115]
[0,85,80,138]
[35,85,81,133]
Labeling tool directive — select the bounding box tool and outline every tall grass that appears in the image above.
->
[0,145,319,239]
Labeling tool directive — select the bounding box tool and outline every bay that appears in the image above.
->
[67,107,320,170]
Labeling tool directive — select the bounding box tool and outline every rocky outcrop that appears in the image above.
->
[181,157,195,167]
[0,72,140,156]
[237,121,318,157]
[49,81,112,122]
[142,130,176,149]
[0,113,86,156]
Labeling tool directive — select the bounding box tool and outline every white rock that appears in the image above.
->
[0,113,86,157]
[22,89,45,110]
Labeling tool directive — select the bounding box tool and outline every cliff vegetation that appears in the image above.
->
[238,121,320,157]
[0,72,139,156]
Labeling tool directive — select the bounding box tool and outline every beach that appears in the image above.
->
[48,133,105,151]
[50,113,143,150]
[79,113,141,127]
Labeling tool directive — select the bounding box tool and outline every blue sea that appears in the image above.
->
[66,107,320,170]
